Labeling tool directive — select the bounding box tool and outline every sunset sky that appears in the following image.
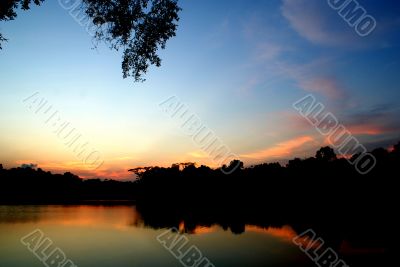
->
[1,0,400,179]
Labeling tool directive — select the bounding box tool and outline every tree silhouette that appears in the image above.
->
[83,0,181,81]
[0,0,44,49]
[221,159,244,174]
[0,0,181,81]
[171,162,196,170]
[315,146,337,162]
[393,141,400,155]
[0,34,7,49]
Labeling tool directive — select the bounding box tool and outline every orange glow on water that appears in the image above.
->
[245,225,297,241]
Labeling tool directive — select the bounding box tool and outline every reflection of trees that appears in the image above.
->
[0,205,44,223]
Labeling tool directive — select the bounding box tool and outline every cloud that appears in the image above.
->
[287,99,399,136]
[241,135,315,160]
[277,111,318,132]
[281,0,357,46]
[347,124,387,136]
[277,59,346,100]
[361,137,400,152]
[340,105,400,137]
[187,150,209,159]
[298,77,344,99]
[256,43,288,61]
[238,7,346,99]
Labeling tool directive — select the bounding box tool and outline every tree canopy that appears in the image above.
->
[0,0,45,49]
[315,146,337,162]
[0,0,181,82]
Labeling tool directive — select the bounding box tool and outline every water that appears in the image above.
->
[0,205,311,267]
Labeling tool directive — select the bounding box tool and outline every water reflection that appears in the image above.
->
[0,205,386,267]
[0,205,311,267]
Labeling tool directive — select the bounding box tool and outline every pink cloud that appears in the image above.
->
[274,58,346,100]
[241,135,315,160]
[299,77,344,99]
[347,123,396,136]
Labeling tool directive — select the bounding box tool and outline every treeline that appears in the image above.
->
[0,167,135,203]
[131,143,397,230]
[131,143,399,205]
[0,142,398,208]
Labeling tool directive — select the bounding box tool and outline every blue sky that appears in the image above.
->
[1,0,399,179]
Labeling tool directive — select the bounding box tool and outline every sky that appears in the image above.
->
[1,0,400,180]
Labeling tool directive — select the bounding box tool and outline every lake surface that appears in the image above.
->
[0,205,313,267]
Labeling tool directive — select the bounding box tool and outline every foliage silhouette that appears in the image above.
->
[0,0,181,81]
[0,0,44,49]
[315,146,337,161]
[83,0,181,81]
